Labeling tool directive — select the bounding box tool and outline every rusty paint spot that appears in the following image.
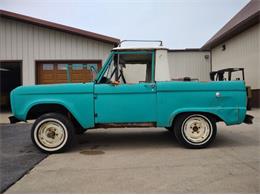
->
[80,150,104,155]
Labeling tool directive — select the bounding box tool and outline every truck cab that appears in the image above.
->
[93,46,170,125]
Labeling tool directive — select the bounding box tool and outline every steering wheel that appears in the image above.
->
[100,66,127,84]
[100,76,112,84]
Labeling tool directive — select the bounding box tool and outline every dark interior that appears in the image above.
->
[0,61,22,111]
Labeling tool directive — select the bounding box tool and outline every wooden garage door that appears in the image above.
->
[37,61,101,84]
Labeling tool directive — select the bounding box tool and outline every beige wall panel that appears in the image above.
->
[38,26,45,59]
[212,24,260,89]
[0,17,6,59]
[11,19,17,59]
[0,17,115,85]
[29,24,35,83]
[168,51,211,81]
[33,25,39,59]
[16,22,23,59]
[5,19,12,59]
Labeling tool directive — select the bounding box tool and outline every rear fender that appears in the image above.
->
[169,107,246,126]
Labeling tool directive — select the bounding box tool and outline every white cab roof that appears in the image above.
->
[112,46,169,51]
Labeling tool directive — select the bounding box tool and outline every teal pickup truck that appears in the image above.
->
[9,44,253,153]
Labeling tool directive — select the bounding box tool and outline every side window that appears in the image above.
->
[99,52,153,84]
[124,64,147,83]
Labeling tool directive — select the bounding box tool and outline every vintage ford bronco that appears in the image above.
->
[9,42,253,153]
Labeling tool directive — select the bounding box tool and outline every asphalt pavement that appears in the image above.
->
[0,123,47,193]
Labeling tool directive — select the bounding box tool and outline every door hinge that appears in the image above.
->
[94,113,98,117]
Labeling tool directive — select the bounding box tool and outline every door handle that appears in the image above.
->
[144,84,156,89]
[216,92,221,98]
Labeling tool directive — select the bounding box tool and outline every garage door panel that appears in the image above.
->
[37,61,101,84]
[41,74,55,79]
[56,74,67,80]
[55,80,68,84]
[71,73,92,80]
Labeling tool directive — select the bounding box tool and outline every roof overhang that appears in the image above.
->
[202,0,260,50]
[0,9,120,46]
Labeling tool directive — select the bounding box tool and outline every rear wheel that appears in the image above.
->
[174,113,216,149]
[31,113,75,153]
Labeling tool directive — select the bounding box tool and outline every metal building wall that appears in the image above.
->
[211,23,260,89]
[0,17,115,85]
[168,51,211,81]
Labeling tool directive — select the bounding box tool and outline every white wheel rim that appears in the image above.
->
[34,118,68,152]
[181,115,212,145]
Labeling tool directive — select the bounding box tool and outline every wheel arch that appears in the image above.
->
[26,103,84,129]
[169,110,223,127]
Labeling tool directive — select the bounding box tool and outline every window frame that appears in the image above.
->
[96,50,155,84]
[42,64,54,70]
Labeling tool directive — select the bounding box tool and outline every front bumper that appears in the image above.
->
[9,116,21,124]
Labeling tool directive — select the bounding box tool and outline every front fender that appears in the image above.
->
[14,95,94,129]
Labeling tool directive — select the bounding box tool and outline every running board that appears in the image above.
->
[95,122,156,128]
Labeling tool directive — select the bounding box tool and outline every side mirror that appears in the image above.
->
[88,64,98,80]
[90,66,98,74]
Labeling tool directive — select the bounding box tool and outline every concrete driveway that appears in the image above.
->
[4,110,260,193]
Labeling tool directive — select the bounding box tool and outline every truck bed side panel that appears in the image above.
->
[156,81,247,127]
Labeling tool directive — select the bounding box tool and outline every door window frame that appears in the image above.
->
[95,50,155,84]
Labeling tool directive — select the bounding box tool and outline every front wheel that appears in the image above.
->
[31,113,75,153]
[174,113,217,149]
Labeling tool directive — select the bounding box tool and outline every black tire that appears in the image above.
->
[75,127,87,135]
[173,113,217,149]
[166,127,173,132]
[31,113,75,153]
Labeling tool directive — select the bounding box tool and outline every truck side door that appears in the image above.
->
[94,51,157,124]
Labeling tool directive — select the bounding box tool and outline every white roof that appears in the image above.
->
[112,46,169,51]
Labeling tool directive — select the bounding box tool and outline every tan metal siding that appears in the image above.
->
[168,51,211,81]
[0,17,5,59]
[212,23,260,89]
[0,17,114,85]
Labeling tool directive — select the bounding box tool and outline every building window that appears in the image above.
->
[72,64,83,70]
[42,64,54,70]
[57,64,67,70]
